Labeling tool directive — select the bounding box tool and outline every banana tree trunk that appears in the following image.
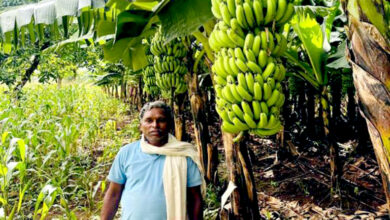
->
[221,133,260,220]
[138,76,144,107]
[331,74,342,130]
[306,86,316,137]
[115,86,119,98]
[344,15,390,212]
[188,71,217,183]
[186,48,219,184]
[221,132,242,219]
[57,77,62,89]
[171,89,186,141]
[321,87,341,199]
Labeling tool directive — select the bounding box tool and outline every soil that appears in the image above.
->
[187,114,389,219]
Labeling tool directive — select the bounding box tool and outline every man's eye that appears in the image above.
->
[145,119,153,123]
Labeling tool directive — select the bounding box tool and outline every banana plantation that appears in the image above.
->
[0,0,389,219]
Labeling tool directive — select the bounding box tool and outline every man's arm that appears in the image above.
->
[187,185,203,220]
[101,182,124,220]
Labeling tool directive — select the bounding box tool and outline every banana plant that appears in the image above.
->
[342,0,390,213]
[286,5,342,198]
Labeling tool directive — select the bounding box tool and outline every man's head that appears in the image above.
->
[139,101,173,147]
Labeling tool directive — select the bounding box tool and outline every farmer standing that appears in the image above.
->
[101,101,204,220]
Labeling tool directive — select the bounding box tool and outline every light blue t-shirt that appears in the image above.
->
[108,141,202,220]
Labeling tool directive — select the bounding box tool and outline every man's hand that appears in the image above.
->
[187,186,203,220]
[101,181,124,220]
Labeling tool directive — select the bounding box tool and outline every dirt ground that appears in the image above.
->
[190,116,389,220]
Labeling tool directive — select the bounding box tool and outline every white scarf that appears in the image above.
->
[140,134,205,220]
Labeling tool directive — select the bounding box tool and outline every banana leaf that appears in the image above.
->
[291,10,327,85]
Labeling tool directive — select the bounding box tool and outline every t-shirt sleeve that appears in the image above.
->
[186,157,202,187]
[107,148,127,184]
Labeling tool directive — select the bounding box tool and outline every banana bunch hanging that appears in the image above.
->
[142,40,160,97]
[210,0,295,137]
[151,28,188,96]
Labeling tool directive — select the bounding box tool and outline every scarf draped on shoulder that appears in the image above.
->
[140,134,206,220]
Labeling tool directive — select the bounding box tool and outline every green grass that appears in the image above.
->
[0,83,140,219]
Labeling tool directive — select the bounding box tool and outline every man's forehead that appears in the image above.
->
[143,108,168,118]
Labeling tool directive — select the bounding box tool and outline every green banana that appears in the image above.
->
[253,82,262,100]
[264,0,276,25]
[227,29,245,47]
[224,85,239,103]
[235,47,246,61]
[267,31,275,52]
[258,50,268,68]
[265,114,280,129]
[245,72,255,94]
[252,35,261,56]
[229,57,240,76]
[275,92,285,108]
[253,0,264,25]
[236,5,249,29]
[217,29,235,48]
[214,75,227,85]
[217,107,233,123]
[260,31,268,50]
[247,61,262,74]
[227,0,236,16]
[260,101,269,115]
[241,101,254,118]
[230,84,244,102]
[236,84,253,101]
[232,104,245,121]
[237,73,248,90]
[244,33,254,51]
[266,89,280,107]
[262,62,275,80]
[267,77,275,90]
[277,3,294,25]
[232,117,250,131]
[270,106,279,115]
[215,86,223,97]
[243,2,255,28]
[223,55,235,75]
[230,18,245,38]
[263,83,272,100]
[252,126,280,136]
[222,121,241,133]
[252,100,261,120]
[220,3,232,25]
[235,59,249,72]
[226,75,235,84]
[244,49,257,62]
[257,112,268,128]
[275,0,287,21]
[244,113,257,128]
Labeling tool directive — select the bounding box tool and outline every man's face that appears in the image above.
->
[140,108,170,146]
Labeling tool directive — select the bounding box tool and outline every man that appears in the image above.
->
[101,101,204,220]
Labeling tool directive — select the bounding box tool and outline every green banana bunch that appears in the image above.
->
[211,0,295,31]
[142,40,160,97]
[210,0,296,137]
[151,28,188,96]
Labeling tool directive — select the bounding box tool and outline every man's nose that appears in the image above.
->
[151,121,159,127]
